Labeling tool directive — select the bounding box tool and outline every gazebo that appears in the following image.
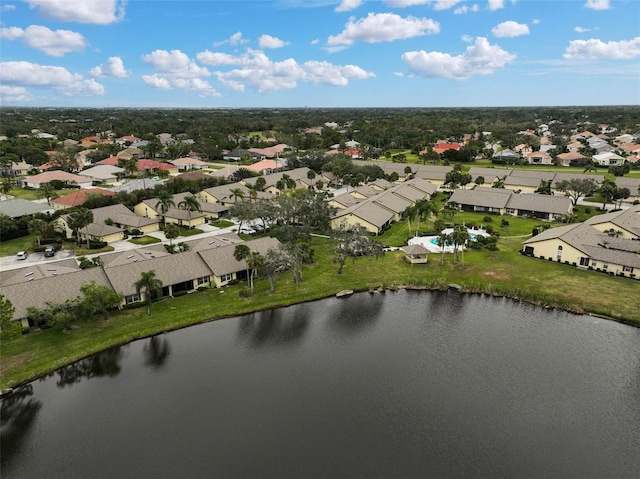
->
[401,244,429,264]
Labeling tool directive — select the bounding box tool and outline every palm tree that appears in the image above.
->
[123,159,138,177]
[134,270,163,316]
[36,183,58,206]
[68,207,94,246]
[177,194,201,227]
[0,176,13,197]
[164,223,180,246]
[230,187,245,203]
[233,244,251,287]
[276,173,296,193]
[243,183,257,202]
[246,251,264,294]
[436,231,451,266]
[451,225,470,265]
[155,190,175,225]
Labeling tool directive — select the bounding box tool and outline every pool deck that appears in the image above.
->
[407,228,490,254]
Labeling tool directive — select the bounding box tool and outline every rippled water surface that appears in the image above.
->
[2,291,640,478]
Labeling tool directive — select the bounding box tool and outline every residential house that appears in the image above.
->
[522,206,640,279]
[615,177,640,203]
[223,149,265,162]
[0,199,54,218]
[492,149,520,164]
[80,164,125,183]
[448,189,573,220]
[169,157,209,171]
[526,151,553,165]
[556,151,590,167]
[1,161,31,176]
[51,187,115,210]
[331,201,395,234]
[243,159,284,175]
[19,170,93,189]
[197,236,281,287]
[593,152,625,166]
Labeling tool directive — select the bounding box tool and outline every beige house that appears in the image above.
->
[78,223,126,244]
[331,201,395,234]
[522,206,640,279]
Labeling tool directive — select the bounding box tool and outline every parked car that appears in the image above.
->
[238,227,256,235]
[44,247,56,258]
[16,251,28,260]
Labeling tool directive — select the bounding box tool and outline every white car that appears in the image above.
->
[238,227,256,235]
[16,251,28,260]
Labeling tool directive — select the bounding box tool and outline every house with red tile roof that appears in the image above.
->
[244,159,284,175]
[51,188,115,210]
[433,143,461,155]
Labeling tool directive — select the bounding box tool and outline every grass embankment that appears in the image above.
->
[2,223,639,389]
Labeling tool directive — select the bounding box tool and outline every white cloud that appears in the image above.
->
[491,21,530,38]
[0,25,87,56]
[23,0,125,25]
[303,61,375,86]
[0,85,33,104]
[0,26,23,40]
[141,49,218,97]
[532,19,540,24]
[0,4,16,12]
[384,0,429,6]
[401,36,516,80]
[563,37,640,59]
[327,13,440,49]
[196,51,238,66]
[89,56,129,78]
[488,0,505,11]
[198,48,374,93]
[258,34,289,49]
[335,0,362,12]
[0,61,105,96]
[461,34,474,43]
[433,0,464,10]
[142,49,210,78]
[584,0,610,10]
[311,39,320,45]
[213,32,248,47]
[454,4,479,14]
[574,26,591,33]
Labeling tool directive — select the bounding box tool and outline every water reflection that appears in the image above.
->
[55,346,124,388]
[0,385,42,469]
[143,335,171,369]
[237,306,310,348]
[329,293,384,333]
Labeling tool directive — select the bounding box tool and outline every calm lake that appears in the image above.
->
[2,291,640,478]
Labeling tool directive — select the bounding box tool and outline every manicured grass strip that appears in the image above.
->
[128,236,161,245]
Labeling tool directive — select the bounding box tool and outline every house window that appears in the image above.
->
[579,257,589,266]
[125,293,140,304]
[591,261,597,267]
[623,266,633,273]
[221,273,233,282]
[197,276,209,285]
[556,245,563,261]
[603,263,608,270]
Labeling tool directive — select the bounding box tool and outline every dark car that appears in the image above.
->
[44,247,56,258]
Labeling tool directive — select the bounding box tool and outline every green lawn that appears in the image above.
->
[210,219,234,228]
[128,236,162,245]
[5,187,78,201]
[0,235,37,256]
[178,227,204,236]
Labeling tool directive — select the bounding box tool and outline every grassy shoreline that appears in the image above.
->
[2,236,639,390]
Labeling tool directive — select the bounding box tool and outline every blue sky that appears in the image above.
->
[0,0,638,107]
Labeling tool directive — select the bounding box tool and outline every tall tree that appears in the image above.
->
[330,224,384,275]
[0,176,13,197]
[233,244,251,286]
[451,225,470,265]
[555,178,598,206]
[0,293,19,339]
[134,270,163,316]
[68,208,94,246]
[229,187,245,203]
[436,231,452,265]
[80,281,123,321]
[164,223,180,246]
[155,189,175,224]
[28,218,48,247]
[261,247,291,293]
[36,183,58,206]
[246,251,264,294]
[177,194,201,226]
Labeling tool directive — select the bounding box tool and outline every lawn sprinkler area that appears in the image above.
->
[407,227,490,253]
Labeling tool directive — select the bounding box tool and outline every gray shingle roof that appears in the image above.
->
[333,201,395,229]
[0,199,54,218]
[197,237,280,276]
[0,259,80,286]
[0,267,112,320]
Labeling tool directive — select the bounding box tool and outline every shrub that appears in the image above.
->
[501,219,510,227]
[483,216,493,223]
